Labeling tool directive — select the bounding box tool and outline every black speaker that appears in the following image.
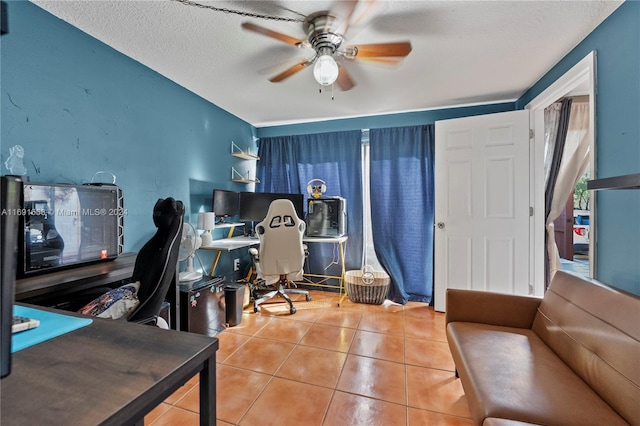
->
[306,197,347,237]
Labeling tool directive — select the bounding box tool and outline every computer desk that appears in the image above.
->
[200,234,349,305]
[298,235,349,305]
[1,305,218,426]
[198,222,250,276]
[199,234,260,276]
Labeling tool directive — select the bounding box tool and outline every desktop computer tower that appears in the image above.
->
[306,197,347,237]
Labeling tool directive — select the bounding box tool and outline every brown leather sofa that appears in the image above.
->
[446,270,640,426]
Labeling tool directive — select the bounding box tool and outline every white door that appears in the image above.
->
[434,110,531,312]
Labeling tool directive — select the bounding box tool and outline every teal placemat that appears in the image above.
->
[12,305,93,353]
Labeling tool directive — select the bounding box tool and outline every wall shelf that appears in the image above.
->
[587,173,640,190]
[231,167,260,184]
[231,141,259,160]
[232,152,259,161]
[230,141,259,183]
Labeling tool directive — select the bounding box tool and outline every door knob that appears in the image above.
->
[437,222,445,229]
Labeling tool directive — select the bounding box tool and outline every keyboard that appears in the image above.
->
[12,315,40,333]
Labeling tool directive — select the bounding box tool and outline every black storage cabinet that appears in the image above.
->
[179,276,226,336]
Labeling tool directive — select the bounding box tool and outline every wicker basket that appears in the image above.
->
[345,266,390,305]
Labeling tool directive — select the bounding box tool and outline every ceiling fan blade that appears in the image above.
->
[336,64,355,91]
[358,57,403,65]
[269,60,310,83]
[241,22,303,46]
[330,0,359,35]
[351,42,412,58]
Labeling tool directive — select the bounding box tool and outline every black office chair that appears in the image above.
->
[127,197,184,324]
[78,197,184,324]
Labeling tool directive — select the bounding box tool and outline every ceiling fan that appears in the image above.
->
[241,1,412,91]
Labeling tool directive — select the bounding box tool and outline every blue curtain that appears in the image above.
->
[257,131,363,276]
[369,125,435,304]
[256,136,301,194]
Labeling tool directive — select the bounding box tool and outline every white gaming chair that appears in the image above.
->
[252,199,311,314]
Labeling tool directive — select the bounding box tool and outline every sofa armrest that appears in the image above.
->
[446,289,542,329]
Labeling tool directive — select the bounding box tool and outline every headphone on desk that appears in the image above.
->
[306,179,326,199]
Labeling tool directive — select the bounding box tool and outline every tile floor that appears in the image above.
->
[144,290,472,426]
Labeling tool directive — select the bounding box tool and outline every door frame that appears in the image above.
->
[525,51,597,294]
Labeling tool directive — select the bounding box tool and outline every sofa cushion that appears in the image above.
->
[532,271,640,424]
[447,322,628,426]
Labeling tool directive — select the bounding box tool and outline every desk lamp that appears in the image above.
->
[198,212,216,247]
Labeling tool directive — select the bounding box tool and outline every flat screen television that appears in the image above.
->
[212,189,239,223]
[19,183,124,276]
[1,175,22,378]
[238,192,304,222]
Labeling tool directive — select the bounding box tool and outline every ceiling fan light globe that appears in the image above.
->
[313,54,339,86]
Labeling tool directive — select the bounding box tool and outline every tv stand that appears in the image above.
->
[15,253,136,306]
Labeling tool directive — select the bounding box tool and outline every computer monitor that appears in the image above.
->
[20,183,123,276]
[238,192,304,222]
[212,189,239,223]
[1,175,22,378]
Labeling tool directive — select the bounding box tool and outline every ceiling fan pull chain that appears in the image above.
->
[172,0,305,23]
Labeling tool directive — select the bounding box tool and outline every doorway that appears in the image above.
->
[526,51,596,285]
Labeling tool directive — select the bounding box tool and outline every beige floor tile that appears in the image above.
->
[349,329,405,363]
[163,378,198,405]
[174,384,200,413]
[316,306,362,328]
[404,306,447,342]
[222,336,295,374]
[148,406,200,426]
[405,337,455,371]
[214,365,271,424]
[254,316,313,343]
[225,312,272,336]
[408,407,474,426]
[144,402,171,425]
[336,354,406,405]
[324,391,407,426]
[216,330,251,362]
[239,377,333,426]
[276,345,348,388]
[406,365,471,419]
[357,310,405,336]
[299,322,356,352]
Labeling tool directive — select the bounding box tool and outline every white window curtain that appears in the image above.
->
[361,137,384,272]
[546,101,590,280]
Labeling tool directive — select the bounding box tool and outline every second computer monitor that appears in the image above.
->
[239,192,304,222]
[212,189,239,223]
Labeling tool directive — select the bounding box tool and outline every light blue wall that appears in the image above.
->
[256,103,514,137]
[1,1,256,279]
[517,1,640,295]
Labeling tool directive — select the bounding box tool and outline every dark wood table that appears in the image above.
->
[1,307,218,426]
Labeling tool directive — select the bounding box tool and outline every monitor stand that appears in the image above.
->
[243,221,257,238]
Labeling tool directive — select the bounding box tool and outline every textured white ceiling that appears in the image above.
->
[31,0,621,127]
